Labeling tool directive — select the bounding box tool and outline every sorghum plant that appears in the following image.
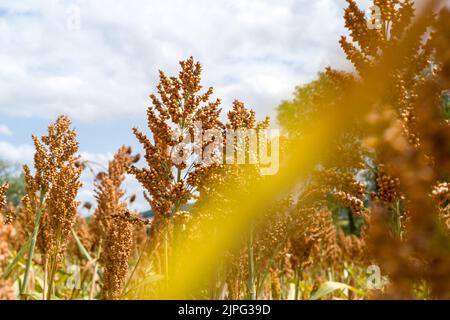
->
[89,145,147,299]
[20,115,83,299]
[129,57,223,281]
[340,1,450,298]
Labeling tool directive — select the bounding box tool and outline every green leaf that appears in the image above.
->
[2,236,31,279]
[310,281,366,300]
[71,228,93,261]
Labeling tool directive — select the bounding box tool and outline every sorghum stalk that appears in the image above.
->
[46,226,61,300]
[248,224,256,300]
[294,268,301,300]
[43,257,48,299]
[89,243,102,300]
[164,219,170,288]
[20,188,44,298]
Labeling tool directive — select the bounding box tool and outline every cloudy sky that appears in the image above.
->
[0,0,362,212]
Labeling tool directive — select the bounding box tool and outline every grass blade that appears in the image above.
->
[2,236,31,279]
[71,227,93,262]
[310,281,366,300]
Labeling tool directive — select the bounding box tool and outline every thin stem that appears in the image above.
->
[47,224,63,300]
[46,256,57,300]
[71,227,93,261]
[43,258,48,300]
[89,243,102,300]
[164,220,170,288]
[294,268,301,300]
[247,224,256,300]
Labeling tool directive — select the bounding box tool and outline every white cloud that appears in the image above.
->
[0,140,34,164]
[0,124,12,136]
[0,0,349,123]
[79,151,113,168]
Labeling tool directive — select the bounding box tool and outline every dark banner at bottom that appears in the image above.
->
[0,300,446,319]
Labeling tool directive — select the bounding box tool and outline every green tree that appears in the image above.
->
[0,159,25,206]
[277,71,331,135]
[276,70,367,236]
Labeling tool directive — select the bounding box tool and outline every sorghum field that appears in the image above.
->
[1,0,450,300]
